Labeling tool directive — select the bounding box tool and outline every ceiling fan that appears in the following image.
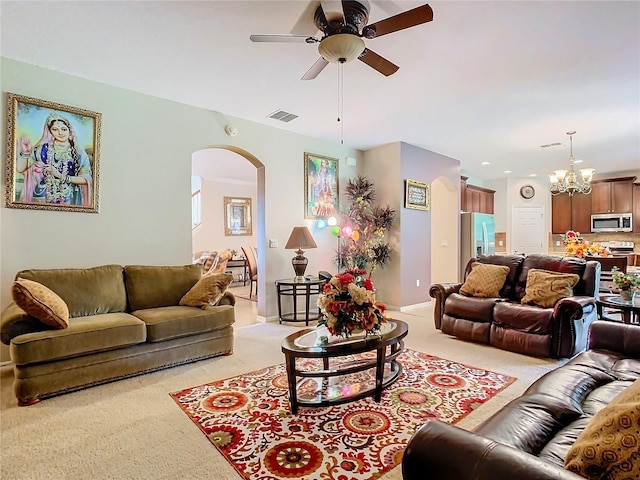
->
[250,1,433,80]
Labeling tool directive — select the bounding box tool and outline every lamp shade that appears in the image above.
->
[284,226,317,281]
[285,227,317,251]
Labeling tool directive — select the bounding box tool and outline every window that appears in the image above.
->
[191,176,202,229]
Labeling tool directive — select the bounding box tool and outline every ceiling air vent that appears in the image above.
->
[267,110,299,123]
[540,142,563,148]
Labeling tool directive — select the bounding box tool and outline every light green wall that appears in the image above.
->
[0,58,361,361]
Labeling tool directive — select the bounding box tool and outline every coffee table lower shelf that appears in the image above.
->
[293,351,403,410]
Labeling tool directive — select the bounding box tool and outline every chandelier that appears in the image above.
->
[548,131,595,196]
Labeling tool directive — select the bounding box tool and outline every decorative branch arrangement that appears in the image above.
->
[336,176,395,278]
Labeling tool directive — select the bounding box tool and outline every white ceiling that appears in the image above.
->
[2,0,639,182]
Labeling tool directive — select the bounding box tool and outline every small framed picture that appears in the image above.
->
[5,92,102,213]
[405,179,430,210]
[304,152,339,219]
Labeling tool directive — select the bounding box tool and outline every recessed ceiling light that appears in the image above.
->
[529,174,537,177]
[481,162,490,166]
[504,170,512,174]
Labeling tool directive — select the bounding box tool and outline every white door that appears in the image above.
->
[511,206,545,255]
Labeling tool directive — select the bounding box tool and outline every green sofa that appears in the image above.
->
[1,264,235,405]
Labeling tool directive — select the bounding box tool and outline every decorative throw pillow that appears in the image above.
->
[521,269,580,308]
[459,262,510,298]
[11,278,70,329]
[179,273,233,309]
[565,379,640,480]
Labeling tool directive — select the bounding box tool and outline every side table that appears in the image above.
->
[275,278,325,325]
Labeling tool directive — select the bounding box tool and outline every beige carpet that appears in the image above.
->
[0,305,566,480]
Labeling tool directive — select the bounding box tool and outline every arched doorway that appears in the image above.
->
[430,176,459,285]
[191,145,267,319]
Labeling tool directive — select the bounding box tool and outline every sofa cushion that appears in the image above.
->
[11,279,69,329]
[460,262,510,298]
[493,301,555,334]
[124,264,202,311]
[179,273,233,308]
[521,269,580,308]
[565,379,640,480]
[9,313,146,365]
[444,293,497,323]
[15,265,127,317]
[131,304,235,342]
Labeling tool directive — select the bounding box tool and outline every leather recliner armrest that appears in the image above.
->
[587,320,640,357]
[402,420,584,480]
[553,295,595,320]
[429,283,462,330]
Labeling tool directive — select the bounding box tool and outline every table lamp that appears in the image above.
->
[284,226,317,281]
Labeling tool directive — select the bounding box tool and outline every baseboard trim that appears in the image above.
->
[400,301,431,313]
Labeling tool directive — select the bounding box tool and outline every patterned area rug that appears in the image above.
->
[170,349,515,480]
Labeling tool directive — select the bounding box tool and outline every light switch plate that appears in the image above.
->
[269,239,278,248]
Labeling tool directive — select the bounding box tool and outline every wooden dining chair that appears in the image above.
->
[241,246,258,298]
[587,256,628,293]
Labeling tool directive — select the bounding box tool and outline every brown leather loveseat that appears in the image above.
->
[402,321,640,480]
[430,254,600,358]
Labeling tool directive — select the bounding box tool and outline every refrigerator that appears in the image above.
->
[460,212,496,280]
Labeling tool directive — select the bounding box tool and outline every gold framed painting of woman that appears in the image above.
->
[5,93,102,213]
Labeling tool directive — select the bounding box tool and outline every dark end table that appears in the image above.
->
[596,295,640,324]
[275,277,325,325]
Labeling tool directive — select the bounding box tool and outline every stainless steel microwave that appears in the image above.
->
[590,213,633,233]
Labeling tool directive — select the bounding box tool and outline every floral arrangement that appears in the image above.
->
[610,267,640,293]
[317,269,387,338]
[562,230,611,258]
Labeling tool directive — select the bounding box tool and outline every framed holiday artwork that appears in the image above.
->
[304,152,339,219]
[5,92,102,213]
[405,179,430,210]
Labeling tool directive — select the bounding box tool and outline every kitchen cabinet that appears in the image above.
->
[551,194,572,234]
[465,185,494,214]
[591,177,634,214]
[551,192,592,234]
[460,177,494,214]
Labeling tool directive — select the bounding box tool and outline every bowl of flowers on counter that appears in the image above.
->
[562,230,611,258]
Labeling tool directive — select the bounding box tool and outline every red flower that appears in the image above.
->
[364,278,374,291]
[336,273,354,285]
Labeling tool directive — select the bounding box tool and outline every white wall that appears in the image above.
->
[0,58,362,361]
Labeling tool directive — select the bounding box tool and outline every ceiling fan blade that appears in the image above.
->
[320,0,345,23]
[291,1,321,35]
[358,48,399,76]
[250,34,315,43]
[365,3,433,38]
[301,57,330,80]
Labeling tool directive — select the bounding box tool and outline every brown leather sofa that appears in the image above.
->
[402,320,640,480]
[430,254,600,358]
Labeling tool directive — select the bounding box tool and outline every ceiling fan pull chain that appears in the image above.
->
[338,59,344,144]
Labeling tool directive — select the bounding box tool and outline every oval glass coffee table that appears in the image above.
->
[281,320,408,414]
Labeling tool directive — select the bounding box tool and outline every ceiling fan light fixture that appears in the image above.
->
[318,34,365,63]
